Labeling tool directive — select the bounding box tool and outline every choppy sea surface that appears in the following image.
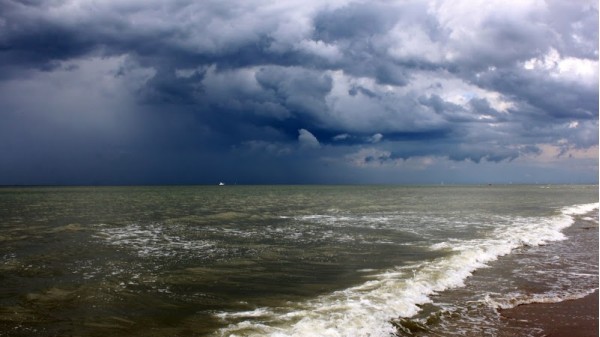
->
[0,185,597,337]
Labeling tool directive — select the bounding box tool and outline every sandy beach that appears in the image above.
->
[500,291,599,337]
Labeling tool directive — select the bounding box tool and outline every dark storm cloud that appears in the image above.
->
[254,66,333,117]
[312,1,443,84]
[313,2,398,41]
[472,66,598,120]
[0,0,597,184]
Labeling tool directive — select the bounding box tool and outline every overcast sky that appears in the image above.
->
[0,0,597,185]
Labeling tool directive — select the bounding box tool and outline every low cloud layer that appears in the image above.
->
[0,0,597,184]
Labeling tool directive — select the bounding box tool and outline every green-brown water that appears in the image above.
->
[0,185,597,336]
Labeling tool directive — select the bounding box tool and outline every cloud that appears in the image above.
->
[255,66,333,118]
[333,133,350,141]
[0,0,597,184]
[298,128,320,149]
[346,148,394,167]
[367,133,383,143]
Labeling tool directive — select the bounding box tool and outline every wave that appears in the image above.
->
[486,287,599,310]
[213,203,599,337]
[562,202,598,217]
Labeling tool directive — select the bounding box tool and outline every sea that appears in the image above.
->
[0,185,597,337]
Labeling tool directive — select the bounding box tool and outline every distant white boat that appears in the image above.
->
[218,182,225,186]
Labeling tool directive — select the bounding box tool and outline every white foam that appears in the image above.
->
[486,288,599,310]
[562,202,598,216]
[213,203,599,337]
[95,223,216,258]
[216,308,274,319]
[286,212,435,239]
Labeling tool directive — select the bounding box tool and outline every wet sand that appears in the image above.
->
[500,291,599,337]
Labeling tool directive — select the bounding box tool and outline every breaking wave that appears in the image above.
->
[213,203,598,337]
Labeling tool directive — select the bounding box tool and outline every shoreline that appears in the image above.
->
[500,290,599,337]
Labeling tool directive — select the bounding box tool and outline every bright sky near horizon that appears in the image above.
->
[0,0,597,185]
